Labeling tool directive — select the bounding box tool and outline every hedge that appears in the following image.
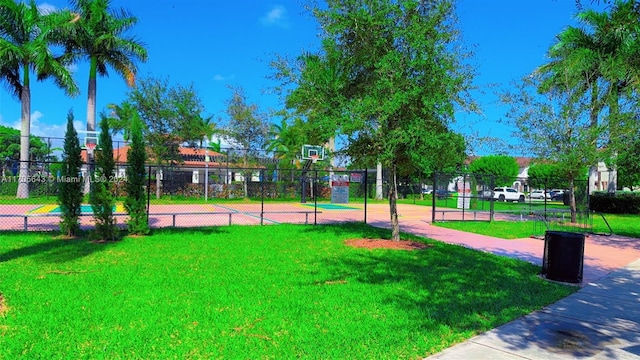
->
[590,192,640,214]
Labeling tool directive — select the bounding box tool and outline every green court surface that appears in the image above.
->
[30,204,123,214]
[303,203,359,210]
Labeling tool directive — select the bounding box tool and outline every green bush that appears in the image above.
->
[0,180,17,195]
[590,192,640,214]
[58,111,84,236]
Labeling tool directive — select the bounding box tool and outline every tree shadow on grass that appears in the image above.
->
[0,226,230,265]
[314,237,576,353]
[0,231,117,264]
[301,221,397,239]
[146,226,231,236]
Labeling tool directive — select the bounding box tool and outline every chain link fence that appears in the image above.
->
[432,173,594,236]
[0,157,368,231]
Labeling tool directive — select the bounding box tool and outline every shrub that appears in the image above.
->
[89,117,118,241]
[590,192,640,214]
[124,113,149,235]
[58,110,83,236]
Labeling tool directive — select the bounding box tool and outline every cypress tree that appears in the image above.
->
[89,115,117,240]
[125,112,149,234]
[58,110,83,236]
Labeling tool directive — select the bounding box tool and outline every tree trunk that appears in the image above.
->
[607,84,620,193]
[16,70,31,199]
[243,154,249,198]
[388,164,400,241]
[588,83,600,195]
[84,59,98,195]
[86,57,98,134]
[607,159,617,193]
[569,178,577,223]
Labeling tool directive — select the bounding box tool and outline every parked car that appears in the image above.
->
[528,189,550,199]
[434,189,454,199]
[493,187,526,202]
[478,189,493,200]
[549,190,565,201]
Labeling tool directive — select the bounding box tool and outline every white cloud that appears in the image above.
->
[65,63,78,73]
[38,3,57,15]
[0,110,86,140]
[212,73,235,82]
[260,5,289,28]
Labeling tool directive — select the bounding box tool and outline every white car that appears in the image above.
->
[493,187,526,202]
[528,190,550,199]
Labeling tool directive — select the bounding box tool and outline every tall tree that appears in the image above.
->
[62,0,147,138]
[537,0,640,192]
[89,115,117,241]
[284,0,475,240]
[527,162,568,191]
[0,0,79,198]
[501,75,598,222]
[222,85,270,198]
[0,125,50,176]
[617,129,640,189]
[265,115,306,166]
[58,110,83,236]
[124,112,148,235]
[468,155,520,187]
[120,76,212,198]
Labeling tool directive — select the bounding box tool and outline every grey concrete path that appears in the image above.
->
[426,259,640,359]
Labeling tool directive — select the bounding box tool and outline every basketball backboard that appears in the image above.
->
[79,130,99,149]
[301,145,325,161]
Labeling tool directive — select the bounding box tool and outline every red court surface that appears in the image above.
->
[0,202,369,230]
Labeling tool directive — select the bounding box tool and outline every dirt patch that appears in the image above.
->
[0,293,7,316]
[54,234,82,240]
[344,238,430,251]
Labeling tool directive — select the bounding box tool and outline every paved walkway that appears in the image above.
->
[426,259,640,359]
[368,204,640,359]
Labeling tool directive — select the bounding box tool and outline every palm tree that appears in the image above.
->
[536,0,640,192]
[0,0,79,198]
[266,117,302,163]
[63,0,147,137]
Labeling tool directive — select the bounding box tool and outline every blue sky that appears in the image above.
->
[0,0,605,155]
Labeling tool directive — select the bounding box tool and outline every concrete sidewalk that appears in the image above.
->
[426,258,640,359]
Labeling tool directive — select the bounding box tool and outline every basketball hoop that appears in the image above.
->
[86,143,97,156]
[310,155,319,164]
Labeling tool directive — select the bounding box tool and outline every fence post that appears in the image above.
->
[146,165,152,223]
[260,169,265,226]
[431,172,436,223]
[314,169,318,225]
[364,170,368,224]
[490,174,495,222]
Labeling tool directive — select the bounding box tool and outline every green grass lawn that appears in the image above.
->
[591,213,640,238]
[0,224,575,359]
[432,220,536,239]
[434,213,640,239]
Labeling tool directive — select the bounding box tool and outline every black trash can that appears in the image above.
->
[541,231,585,283]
